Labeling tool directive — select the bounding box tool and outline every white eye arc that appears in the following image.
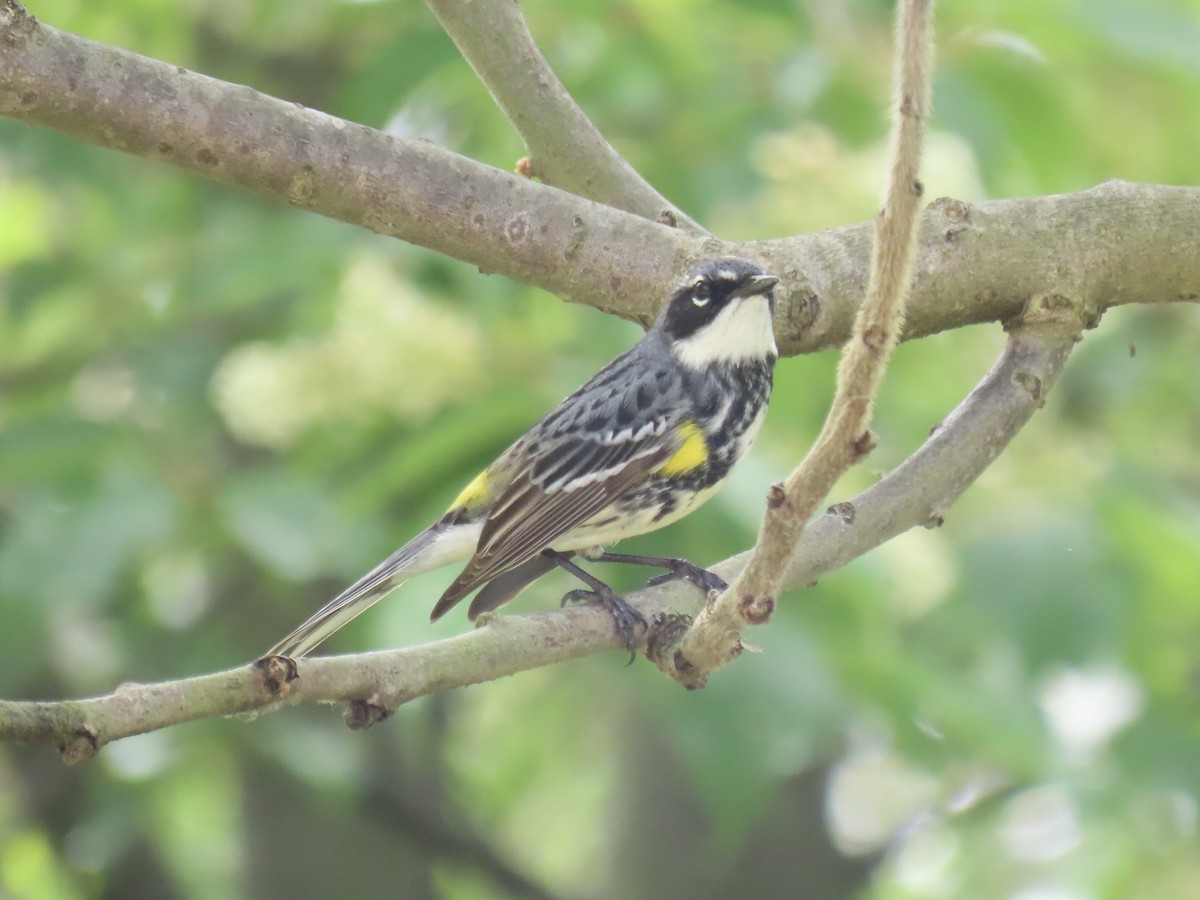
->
[691,279,711,307]
[692,294,710,307]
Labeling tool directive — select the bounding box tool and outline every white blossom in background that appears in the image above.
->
[1038,664,1143,765]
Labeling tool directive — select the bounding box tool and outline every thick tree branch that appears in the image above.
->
[0,1,694,326]
[424,0,704,233]
[1,312,1080,759]
[667,0,934,685]
[1,4,1195,353]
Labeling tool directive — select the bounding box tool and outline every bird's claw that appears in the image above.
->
[645,560,728,595]
[562,586,647,664]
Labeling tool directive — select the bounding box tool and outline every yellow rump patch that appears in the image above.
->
[657,421,709,477]
[448,468,489,513]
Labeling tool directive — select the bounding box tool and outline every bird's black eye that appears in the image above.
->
[692,279,711,307]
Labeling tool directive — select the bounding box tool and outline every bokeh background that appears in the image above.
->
[2,0,1199,897]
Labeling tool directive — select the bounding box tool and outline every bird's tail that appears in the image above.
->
[263,527,442,660]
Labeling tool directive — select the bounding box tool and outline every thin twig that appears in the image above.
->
[666,0,937,686]
[424,0,705,234]
[0,317,1081,760]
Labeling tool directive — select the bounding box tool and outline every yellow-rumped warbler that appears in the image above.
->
[265,257,779,659]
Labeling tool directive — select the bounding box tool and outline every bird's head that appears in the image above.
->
[658,257,780,368]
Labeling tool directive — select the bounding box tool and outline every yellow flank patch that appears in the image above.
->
[658,421,709,476]
[448,468,489,513]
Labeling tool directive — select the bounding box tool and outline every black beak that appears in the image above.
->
[733,273,780,298]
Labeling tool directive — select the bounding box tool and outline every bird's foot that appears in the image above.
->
[562,585,647,664]
[644,559,728,595]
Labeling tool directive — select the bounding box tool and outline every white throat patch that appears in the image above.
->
[673,295,777,369]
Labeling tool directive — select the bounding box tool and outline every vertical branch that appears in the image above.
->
[664,0,936,687]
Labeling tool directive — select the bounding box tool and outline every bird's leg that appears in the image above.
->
[543,550,646,661]
[586,550,729,595]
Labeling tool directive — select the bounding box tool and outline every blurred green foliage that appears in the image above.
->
[2,0,1199,897]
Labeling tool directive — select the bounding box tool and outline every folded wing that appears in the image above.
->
[431,351,687,620]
